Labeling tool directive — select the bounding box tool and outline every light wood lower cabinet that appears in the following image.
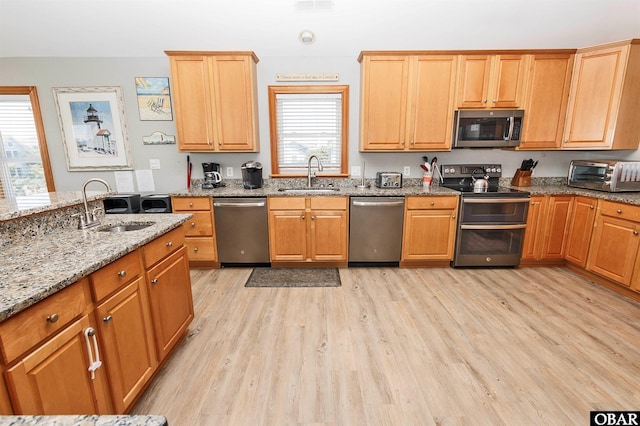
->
[0,372,11,414]
[172,196,218,267]
[564,196,597,267]
[521,195,572,263]
[401,196,458,264]
[4,313,112,415]
[587,200,640,287]
[268,197,348,264]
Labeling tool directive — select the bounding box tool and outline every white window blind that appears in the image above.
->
[275,92,342,174]
[0,96,48,198]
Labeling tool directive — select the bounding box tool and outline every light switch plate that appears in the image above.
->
[226,166,234,177]
[149,159,160,170]
[403,166,410,176]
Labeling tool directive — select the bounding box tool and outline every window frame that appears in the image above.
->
[0,86,55,195]
[268,85,349,177]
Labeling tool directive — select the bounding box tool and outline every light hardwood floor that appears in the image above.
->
[131,266,640,425]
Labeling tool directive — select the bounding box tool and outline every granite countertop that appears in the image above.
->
[0,415,167,426]
[0,191,116,222]
[0,213,191,322]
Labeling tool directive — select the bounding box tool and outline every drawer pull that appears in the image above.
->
[117,270,127,278]
[590,205,594,209]
[166,241,173,247]
[431,201,435,206]
[103,315,113,323]
[191,222,196,227]
[189,202,193,207]
[151,279,159,285]
[634,231,639,236]
[617,209,622,214]
[193,247,199,252]
[301,215,305,220]
[46,313,59,323]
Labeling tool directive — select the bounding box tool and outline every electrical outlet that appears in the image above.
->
[149,159,160,170]
[226,166,234,177]
[403,166,410,176]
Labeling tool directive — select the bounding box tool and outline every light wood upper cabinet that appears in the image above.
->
[518,53,574,150]
[166,51,259,152]
[359,54,457,151]
[562,39,640,150]
[456,55,528,109]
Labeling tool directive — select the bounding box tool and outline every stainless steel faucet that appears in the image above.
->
[74,178,112,229]
[307,155,323,188]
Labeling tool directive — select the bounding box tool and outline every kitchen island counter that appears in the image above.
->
[0,415,167,426]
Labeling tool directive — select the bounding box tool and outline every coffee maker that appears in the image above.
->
[202,162,222,189]
[241,161,263,189]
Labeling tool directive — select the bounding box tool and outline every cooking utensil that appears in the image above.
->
[420,164,429,172]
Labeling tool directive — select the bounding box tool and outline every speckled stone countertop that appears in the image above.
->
[0,415,167,425]
[0,191,115,222]
[0,213,191,322]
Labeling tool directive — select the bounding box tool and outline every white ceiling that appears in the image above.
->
[1,0,639,58]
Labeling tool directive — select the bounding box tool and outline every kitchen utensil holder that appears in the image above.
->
[511,169,532,187]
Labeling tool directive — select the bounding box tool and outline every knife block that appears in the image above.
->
[511,169,532,187]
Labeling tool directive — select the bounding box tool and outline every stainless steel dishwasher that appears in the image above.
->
[213,197,270,265]
[349,197,405,264]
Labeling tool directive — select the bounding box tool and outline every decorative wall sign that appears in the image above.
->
[134,77,173,121]
[275,73,339,82]
[53,86,133,171]
[142,131,176,145]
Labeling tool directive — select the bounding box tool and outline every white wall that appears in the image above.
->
[1,54,639,192]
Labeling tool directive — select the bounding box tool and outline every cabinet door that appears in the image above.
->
[562,44,628,149]
[95,277,157,413]
[491,55,527,108]
[209,55,258,151]
[268,210,307,261]
[146,246,194,361]
[565,196,597,266]
[402,209,456,260]
[408,55,457,150]
[360,56,409,150]
[587,214,640,286]
[0,374,12,414]
[541,196,572,259]
[519,54,574,150]
[169,55,214,151]
[310,210,348,261]
[5,316,111,415]
[457,55,492,108]
[521,196,545,260]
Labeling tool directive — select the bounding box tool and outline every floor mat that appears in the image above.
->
[244,267,341,288]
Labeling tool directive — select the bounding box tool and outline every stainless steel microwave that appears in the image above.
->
[568,160,640,192]
[453,110,524,148]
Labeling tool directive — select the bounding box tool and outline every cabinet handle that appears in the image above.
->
[431,201,435,206]
[590,205,594,209]
[483,99,488,103]
[493,99,497,103]
[193,247,199,252]
[166,241,173,247]
[191,222,196,227]
[189,202,193,207]
[103,315,113,323]
[617,209,622,214]
[634,231,639,236]
[117,270,126,277]
[301,215,305,220]
[46,313,59,323]
[151,279,159,285]
[311,216,315,221]
[452,215,456,220]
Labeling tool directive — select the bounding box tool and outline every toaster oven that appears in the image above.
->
[568,160,640,192]
[375,172,402,188]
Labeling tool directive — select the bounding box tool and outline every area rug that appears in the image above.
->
[244,267,341,288]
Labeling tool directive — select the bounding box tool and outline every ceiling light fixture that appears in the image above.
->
[298,30,315,45]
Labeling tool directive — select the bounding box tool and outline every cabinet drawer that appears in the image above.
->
[90,250,142,302]
[599,200,640,223]
[142,227,186,268]
[0,278,90,364]
[269,197,305,210]
[310,196,348,210]
[185,237,217,261]
[172,197,212,211]
[182,211,213,236]
[406,196,458,210]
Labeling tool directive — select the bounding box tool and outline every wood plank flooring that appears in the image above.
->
[131,266,640,425]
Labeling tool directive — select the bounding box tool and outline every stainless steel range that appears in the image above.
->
[441,164,530,267]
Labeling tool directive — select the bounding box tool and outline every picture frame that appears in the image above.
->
[53,86,133,171]
[134,77,173,121]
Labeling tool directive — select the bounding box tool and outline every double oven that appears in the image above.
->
[441,164,530,267]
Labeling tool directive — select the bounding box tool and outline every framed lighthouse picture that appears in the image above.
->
[53,86,133,171]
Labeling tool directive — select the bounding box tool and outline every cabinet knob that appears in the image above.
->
[617,209,622,214]
[193,247,199,252]
[191,222,196,227]
[493,99,497,103]
[431,201,435,206]
[634,231,639,236]
[117,270,126,277]
[189,202,193,207]
[301,215,305,220]
[483,99,488,103]
[46,313,59,323]
[103,315,113,323]
[590,205,594,209]
[166,241,173,247]
[452,215,456,220]
[311,216,315,220]
[151,279,159,285]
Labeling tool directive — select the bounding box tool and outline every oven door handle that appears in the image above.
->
[460,224,528,230]
[352,200,404,207]
[462,198,530,204]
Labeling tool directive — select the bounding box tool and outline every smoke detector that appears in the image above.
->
[298,30,315,45]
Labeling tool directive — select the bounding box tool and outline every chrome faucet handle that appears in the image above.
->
[72,212,88,229]
[90,207,103,223]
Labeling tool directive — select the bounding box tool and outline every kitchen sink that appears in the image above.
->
[277,188,340,194]
[98,222,155,232]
